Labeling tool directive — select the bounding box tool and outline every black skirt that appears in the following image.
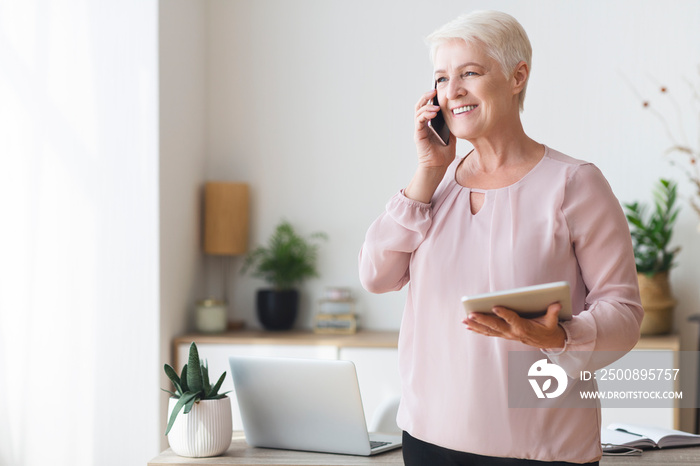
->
[402,431,599,466]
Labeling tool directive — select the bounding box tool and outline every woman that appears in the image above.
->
[359,10,643,465]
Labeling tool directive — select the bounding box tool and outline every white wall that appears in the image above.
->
[205,0,700,428]
[206,0,700,327]
[159,0,209,451]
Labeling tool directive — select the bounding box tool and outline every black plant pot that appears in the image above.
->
[256,289,299,331]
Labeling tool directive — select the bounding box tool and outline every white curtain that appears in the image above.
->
[0,1,159,465]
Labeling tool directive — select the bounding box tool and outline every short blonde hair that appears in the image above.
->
[426,10,532,111]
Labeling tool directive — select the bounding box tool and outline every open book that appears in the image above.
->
[602,423,700,451]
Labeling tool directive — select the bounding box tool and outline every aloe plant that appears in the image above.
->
[162,342,230,435]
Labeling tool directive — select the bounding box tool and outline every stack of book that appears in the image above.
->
[313,287,357,334]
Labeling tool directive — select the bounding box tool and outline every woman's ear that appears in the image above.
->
[511,61,529,94]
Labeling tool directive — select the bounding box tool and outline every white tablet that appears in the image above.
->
[461,281,572,321]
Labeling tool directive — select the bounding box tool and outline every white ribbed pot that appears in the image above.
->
[167,397,233,457]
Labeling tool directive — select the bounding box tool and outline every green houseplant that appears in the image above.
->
[242,220,327,330]
[162,342,232,457]
[623,178,681,335]
[624,178,681,276]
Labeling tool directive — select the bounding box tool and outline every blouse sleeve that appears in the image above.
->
[358,191,433,294]
[545,164,644,376]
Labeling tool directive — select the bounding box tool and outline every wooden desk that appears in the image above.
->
[602,448,700,465]
[148,433,402,465]
[148,434,700,465]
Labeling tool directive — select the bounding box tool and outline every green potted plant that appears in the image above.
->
[242,220,327,330]
[162,342,232,457]
[624,178,681,335]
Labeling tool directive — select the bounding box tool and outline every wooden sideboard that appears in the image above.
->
[174,331,401,432]
[173,331,681,430]
[173,330,678,366]
[174,330,400,368]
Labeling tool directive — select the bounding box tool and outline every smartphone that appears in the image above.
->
[427,81,450,146]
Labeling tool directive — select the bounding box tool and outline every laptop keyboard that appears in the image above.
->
[370,440,391,449]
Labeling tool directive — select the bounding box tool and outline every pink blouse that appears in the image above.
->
[359,146,643,463]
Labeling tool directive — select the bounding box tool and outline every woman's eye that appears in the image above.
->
[436,76,447,84]
[462,71,478,78]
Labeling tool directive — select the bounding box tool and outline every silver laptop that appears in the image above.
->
[228,356,402,456]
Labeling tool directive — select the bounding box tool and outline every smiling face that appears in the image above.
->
[433,38,526,143]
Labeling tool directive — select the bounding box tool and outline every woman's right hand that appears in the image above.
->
[405,89,456,203]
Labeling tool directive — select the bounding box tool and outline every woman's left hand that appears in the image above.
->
[463,303,566,350]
